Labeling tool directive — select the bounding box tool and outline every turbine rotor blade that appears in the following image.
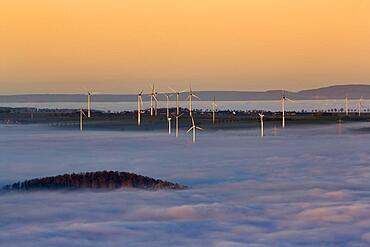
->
[153,95,159,102]
[187,127,195,133]
[169,87,177,93]
[286,97,296,103]
[193,94,201,100]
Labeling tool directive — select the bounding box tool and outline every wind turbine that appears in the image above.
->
[169,87,186,138]
[259,113,264,137]
[167,115,172,135]
[87,92,92,118]
[79,108,87,131]
[187,85,200,117]
[163,94,173,134]
[187,116,204,143]
[149,84,158,117]
[281,92,286,128]
[154,90,159,116]
[137,90,144,127]
[358,97,363,116]
[281,91,294,128]
[211,96,217,124]
[86,91,101,118]
[164,94,172,119]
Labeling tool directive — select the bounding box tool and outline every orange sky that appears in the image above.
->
[1,0,370,94]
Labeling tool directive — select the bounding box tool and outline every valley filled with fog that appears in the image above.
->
[0,123,369,246]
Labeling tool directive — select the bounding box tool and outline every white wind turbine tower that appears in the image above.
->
[169,87,186,138]
[164,94,171,119]
[358,97,363,116]
[259,113,265,137]
[86,91,101,118]
[154,90,159,116]
[345,95,349,116]
[79,107,87,131]
[281,91,294,128]
[211,96,217,124]
[137,90,144,127]
[164,94,172,134]
[281,92,286,128]
[149,84,158,117]
[87,92,92,118]
[187,85,200,117]
[187,116,204,143]
[167,115,172,135]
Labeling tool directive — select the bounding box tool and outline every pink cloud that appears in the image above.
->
[297,204,370,223]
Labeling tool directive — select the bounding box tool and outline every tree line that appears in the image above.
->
[2,171,188,191]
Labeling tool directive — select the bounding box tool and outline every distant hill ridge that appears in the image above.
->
[1,84,369,102]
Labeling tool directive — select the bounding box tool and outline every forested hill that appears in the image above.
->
[2,171,188,191]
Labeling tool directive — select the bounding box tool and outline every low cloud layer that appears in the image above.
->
[0,123,370,246]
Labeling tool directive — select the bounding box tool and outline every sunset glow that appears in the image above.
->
[1,0,370,93]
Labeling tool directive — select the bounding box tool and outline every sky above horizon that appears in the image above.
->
[1,0,370,94]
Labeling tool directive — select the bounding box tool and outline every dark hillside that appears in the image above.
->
[2,171,188,191]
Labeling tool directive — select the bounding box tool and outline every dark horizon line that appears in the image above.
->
[1,83,370,96]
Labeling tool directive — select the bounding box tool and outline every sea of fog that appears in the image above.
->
[0,123,370,246]
[2,99,370,112]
